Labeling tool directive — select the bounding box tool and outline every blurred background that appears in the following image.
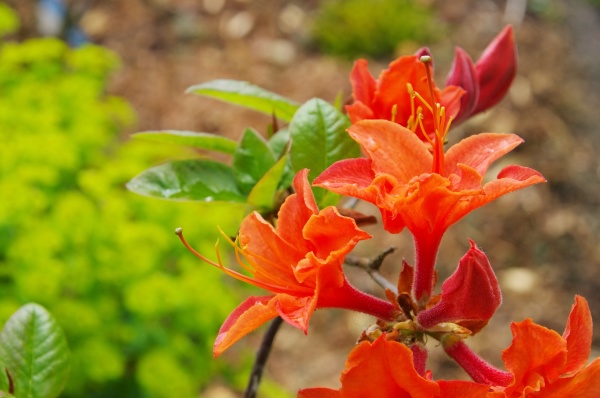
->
[1,0,600,396]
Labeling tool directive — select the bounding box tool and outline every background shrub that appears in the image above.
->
[0,6,253,397]
[311,0,442,60]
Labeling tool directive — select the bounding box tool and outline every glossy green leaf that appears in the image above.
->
[126,160,246,202]
[268,128,290,158]
[233,129,276,194]
[186,79,300,121]
[247,155,288,210]
[289,98,359,205]
[132,130,237,154]
[0,304,69,398]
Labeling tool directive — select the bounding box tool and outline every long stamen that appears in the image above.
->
[420,55,445,175]
[175,228,311,295]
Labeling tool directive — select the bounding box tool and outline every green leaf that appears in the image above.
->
[126,160,246,202]
[132,130,237,154]
[187,79,300,122]
[289,98,359,205]
[233,129,276,194]
[247,155,288,210]
[0,304,69,398]
[268,128,290,158]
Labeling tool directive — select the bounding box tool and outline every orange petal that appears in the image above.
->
[349,59,376,106]
[439,85,466,121]
[437,380,490,398]
[562,295,593,375]
[297,388,340,398]
[313,158,377,202]
[338,337,439,398]
[277,169,319,245]
[529,358,600,398]
[214,295,278,357]
[501,319,567,393]
[446,165,545,227]
[303,206,371,264]
[374,55,425,125]
[345,101,375,124]
[240,211,306,286]
[444,133,524,178]
[274,293,317,333]
[348,120,432,183]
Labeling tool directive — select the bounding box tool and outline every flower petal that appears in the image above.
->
[297,388,340,398]
[444,133,524,178]
[501,319,567,394]
[446,165,545,227]
[348,120,432,183]
[240,211,307,287]
[562,295,593,375]
[529,358,600,398]
[214,295,278,357]
[338,337,439,398]
[277,168,319,245]
[345,101,375,124]
[437,380,490,398]
[313,158,376,202]
[349,59,376,107]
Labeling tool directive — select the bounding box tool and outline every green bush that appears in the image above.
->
[312,0,442,60]
[0,10,251,398]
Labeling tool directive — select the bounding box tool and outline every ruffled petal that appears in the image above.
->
[501,319,567,394]
[562,295,593,375]
[437,380,490,398]
[303,206,371,264]
[444,133,524,178]
[529,358,600,398]
[277,169,319,245]
[214,295,278,356]
[297,388,340,398]
[339,337,439,398]
[348,120,432,183]
[313,158,376,202]
[349,59,376,106]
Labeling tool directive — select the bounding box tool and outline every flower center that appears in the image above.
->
[405,56,453,175]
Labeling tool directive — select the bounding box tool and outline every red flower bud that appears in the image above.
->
[417,240,501,334]
[446,25,517,124]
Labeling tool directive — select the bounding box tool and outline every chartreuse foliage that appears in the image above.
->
[312,0,442,59]
[0,10,265,396]
[129,81,360,211]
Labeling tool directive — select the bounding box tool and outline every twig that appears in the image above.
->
[244,316,284,398]
[345,247,398,294]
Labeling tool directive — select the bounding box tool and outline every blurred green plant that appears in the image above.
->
[311,0,442,60]
[0,5,256,396]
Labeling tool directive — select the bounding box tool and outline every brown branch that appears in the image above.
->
[345,247,398,294]
[244,316,284,398]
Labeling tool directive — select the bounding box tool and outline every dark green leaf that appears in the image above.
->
[233,129,276,194]
[132,130,237,154]
[247,155,288,210]
[126,160,246,202]
[0,304,69,398]
[289,98,359,205]
[186,79,299,121]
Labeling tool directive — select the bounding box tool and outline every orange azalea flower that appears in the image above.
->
[177,169,397,356]
[486,295,600,397]
[346,54,464,142]
[314,120,544,301]
[298,335,490,398]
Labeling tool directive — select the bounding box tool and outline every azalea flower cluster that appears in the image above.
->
[177,27,600,397]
